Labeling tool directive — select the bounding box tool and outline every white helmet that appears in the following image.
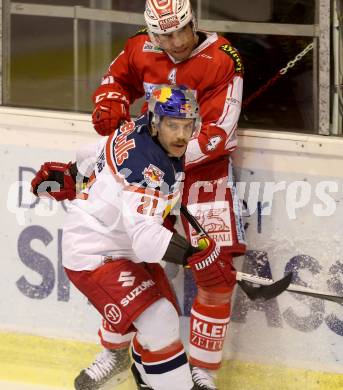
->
[144,0,195,35]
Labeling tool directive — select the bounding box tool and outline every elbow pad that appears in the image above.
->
[163,233,198,266]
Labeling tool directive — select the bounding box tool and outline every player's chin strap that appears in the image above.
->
[180,205,343,304]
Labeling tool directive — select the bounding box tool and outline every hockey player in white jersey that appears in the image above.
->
[32,85,235,389]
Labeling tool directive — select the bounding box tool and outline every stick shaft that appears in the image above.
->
[180,205,207,236]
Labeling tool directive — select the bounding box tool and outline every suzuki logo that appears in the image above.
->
[118,271,136,287]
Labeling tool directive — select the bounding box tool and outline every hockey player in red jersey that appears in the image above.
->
[31,0,246,388]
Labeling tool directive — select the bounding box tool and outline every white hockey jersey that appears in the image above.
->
[62,117,183,271]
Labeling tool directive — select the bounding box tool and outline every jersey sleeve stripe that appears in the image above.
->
[217,81,234,127]
[125,185,181,214]
[216,76,242,142]
[125,184,162,198]
[105,132,133,186]
[184,139,209,165]
[106,131,119,175]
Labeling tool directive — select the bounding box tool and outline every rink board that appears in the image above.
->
[1,108,343,388]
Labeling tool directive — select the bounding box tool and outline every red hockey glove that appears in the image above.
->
[31,162,76,201]
[92,88,130,136]
[187,237,233,289]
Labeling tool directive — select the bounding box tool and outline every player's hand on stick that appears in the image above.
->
[31,161,76,201]
[187,237,233,289]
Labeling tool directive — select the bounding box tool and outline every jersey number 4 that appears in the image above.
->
[167,68,177,84]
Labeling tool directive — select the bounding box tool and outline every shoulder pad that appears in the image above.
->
[219,44,244,75]
[132,26,149,38]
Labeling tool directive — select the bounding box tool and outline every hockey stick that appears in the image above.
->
[180,205,343,304]
[235,272,343,304]
[180,205,292,300]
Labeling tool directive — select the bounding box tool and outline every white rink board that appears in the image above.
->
[226,131,343,373]
[1,108,343,374]
[0,109,102,342]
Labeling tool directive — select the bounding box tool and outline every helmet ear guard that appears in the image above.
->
[148,111,159,136]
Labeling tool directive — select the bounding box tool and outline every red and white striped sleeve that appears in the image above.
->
[185,44,243,169]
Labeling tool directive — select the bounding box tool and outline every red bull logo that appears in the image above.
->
[143,164,165,188]
[181,103,192,113]
[152,86,173,103]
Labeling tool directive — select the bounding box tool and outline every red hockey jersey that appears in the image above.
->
[95,29,243,169]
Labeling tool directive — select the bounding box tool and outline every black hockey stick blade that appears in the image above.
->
[237,272,293,300]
